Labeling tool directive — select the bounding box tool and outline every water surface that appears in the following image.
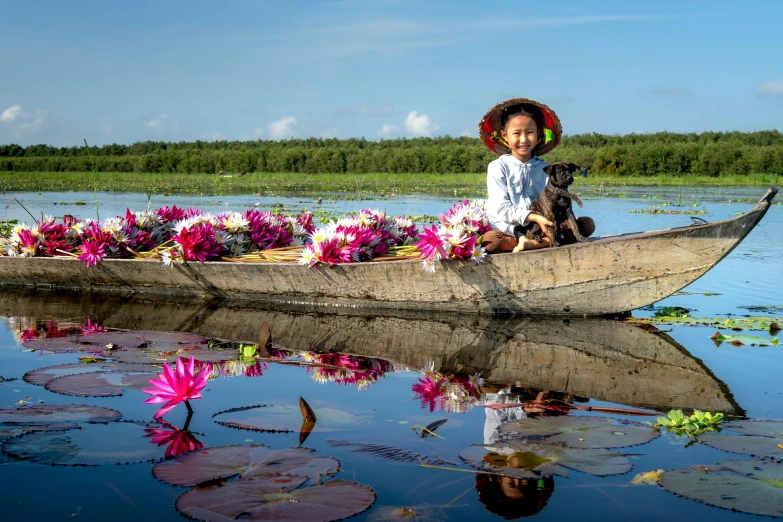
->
[0,186,781,521]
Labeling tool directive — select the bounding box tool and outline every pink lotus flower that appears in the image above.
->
[143,357,210,418]
[78,239,107,267]
[172,223,223,262]
[415,225,450,262]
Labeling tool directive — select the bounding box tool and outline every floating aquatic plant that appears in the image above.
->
[176,477,376,522]
[152,444,340,487]
[653,409,723,438]
[142,356,210,418]
[699,420,783,459]
[498,416,659,449]
[660,459,783,517]
[0,404,121,426]
[212,403,369,433]
[459,440,632,478]
[1,421,168,466]
[45,366,158,397]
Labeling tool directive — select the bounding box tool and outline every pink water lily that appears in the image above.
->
[143,357,210,418]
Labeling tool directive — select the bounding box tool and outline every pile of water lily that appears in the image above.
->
[0,200,491,272]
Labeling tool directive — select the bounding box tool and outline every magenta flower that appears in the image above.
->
[80,317,107,335]
[142,357,210,418]
[78,239,107,267]
[155,205,186,224]
[144,424,203,457]
[415,225,450,261]
[412,375,446,412]
[172,223,222,262]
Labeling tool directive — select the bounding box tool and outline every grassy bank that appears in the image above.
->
[1,171,781,197]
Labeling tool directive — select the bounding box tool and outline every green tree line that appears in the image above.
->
[1,131,781,177]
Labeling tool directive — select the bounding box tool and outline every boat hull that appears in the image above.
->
[0,188,776,315]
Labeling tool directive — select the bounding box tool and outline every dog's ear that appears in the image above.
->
[543,164,555,175]
[566,163,581,172]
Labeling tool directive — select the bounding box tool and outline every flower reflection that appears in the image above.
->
[10,316,104,345]
[412,374,482,413]
[195,360,267,378]
[301,352,396,391]
[143,419,203,457]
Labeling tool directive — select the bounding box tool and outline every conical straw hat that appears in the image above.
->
[478,98,562,156]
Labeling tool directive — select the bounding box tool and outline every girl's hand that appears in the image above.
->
[528,213,554,231]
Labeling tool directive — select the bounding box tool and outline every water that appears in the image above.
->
[0,186,781,521]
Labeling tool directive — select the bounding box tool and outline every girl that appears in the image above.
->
[478,98,594,253]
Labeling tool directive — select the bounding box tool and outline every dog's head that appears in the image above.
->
[543,162,580,188]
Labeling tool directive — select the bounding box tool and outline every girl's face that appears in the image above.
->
[501,114,538,162]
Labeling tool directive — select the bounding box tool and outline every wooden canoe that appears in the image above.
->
[0,187,777,315]
[0,290,743,414]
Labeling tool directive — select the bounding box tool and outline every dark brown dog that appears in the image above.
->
[514,162,586,247]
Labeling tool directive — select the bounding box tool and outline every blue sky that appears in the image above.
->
[1,0,781,146]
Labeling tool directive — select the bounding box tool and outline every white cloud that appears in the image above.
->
[143,114,170,128]
[377,124,399,138]
[142,113,179,133]
[460,129,473,137]
[0,105,24,122]
[252,127,264,139]
[0,104,49,138]
[756,78,783,96]
[268,116,297,139]
[404,111,439,137]
[100,124,113,136]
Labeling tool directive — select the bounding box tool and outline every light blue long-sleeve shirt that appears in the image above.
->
[486,154,549,235]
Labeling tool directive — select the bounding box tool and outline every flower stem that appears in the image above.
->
[185,400,194,414]
[182,410,194,432]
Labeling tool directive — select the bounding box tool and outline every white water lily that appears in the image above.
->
[221,212,250,234]
[101,217,124,234]
[422,258,436,273]
[470,245,487,263]
[299,247,316,266]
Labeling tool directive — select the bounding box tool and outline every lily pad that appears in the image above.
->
[1,421,168,465]
[176,478,376,522]
[78,330,207,348]
[0,404,121,426]
[112,345,237,364]
[459,440,632,478]
[23,362,142,386]
[153,445,340,487]
[21,336,103,354]
[498,416,658,448]
[22,330,208,355]
[700,420,783,458]
[660,459,783,517]
[45,368,159,397]
[213,404,369,433]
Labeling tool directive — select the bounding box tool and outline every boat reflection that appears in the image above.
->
[0,289,742,416]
